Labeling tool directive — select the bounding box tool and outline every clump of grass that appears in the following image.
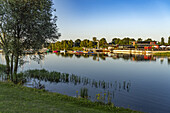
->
[154,52,170,56]
[22,69,131,93]
[80,87,88,99]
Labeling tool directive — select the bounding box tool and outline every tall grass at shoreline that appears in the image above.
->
[154,52,170,56]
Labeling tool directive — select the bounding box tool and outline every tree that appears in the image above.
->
[99,38,107,48]
[161,37,165,45]
[145,38,152,41]
[112,38,120,45]
[61,40,68,50]
[68,40,73,49]
[75,39,81,47]
[168,36,170,45]
[88,41,93,48]
[122,37,130,45]
[55,41,61,50]
[93,37,97,42]
[129,38,135,45]
[0,0,59,81]
[80,39,89,47]
[92,37,97,48]
[137,38,142,42]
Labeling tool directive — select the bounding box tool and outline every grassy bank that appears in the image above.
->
[0,81,139,113]
[153,52,170,56]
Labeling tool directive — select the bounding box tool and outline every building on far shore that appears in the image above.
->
[133,41,157,47]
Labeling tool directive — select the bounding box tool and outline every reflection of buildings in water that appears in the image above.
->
[130,54,156,62]
[109,53,156,62]
[55,53,158,62]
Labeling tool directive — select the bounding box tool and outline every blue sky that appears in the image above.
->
[53,0,170,42]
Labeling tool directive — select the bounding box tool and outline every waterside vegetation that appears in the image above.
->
[0,81,139,113]
[0,64,139,113]
[48,37,170,51]
[153,52,170,56]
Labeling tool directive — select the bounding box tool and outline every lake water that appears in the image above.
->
[0,53,170,113]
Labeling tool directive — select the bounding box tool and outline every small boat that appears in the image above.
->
[76,51,83,53]
[60,50,67,53]
[83,51,88,54]
[53,50,60,53]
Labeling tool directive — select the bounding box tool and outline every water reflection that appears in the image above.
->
[24,69,131,92]
[1,53,169,66]
[168,57,170,65]
[21,69,131,103]
[1,53,170,113]
[53,52,158,62]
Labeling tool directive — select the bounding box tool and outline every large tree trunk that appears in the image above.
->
[5,54,10,79]
[14,55,19,82]
[10,54,14,81]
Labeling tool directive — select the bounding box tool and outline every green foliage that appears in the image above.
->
[99,38,107,48]
[80,39,89,47]
[93,37,97,42]
[88,41,93,48]
[112,38,135,45]
[137,38,142,42]
[168,36,170,45]
[49,40,75,51]
[80,87,88,99]
[145,38,152,41]
[48,36,170,51]
[0,64,6,73]
[75,39,81,47]
[0,0,59,76]
[161,37,165,45]
[72,47,83,51]
[154,52,170,56]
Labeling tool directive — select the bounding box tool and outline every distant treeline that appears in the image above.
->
[48,37,170,50]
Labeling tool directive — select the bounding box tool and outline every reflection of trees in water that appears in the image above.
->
[75,54,81,58]
[82,54,89,58]
[160,58,164,64]
[29,54,45,64]
[122,54,130,61]
[93,56,97,61]
[24,69,131,103]
[99,54,106,61]
[168,58,170,65]
[54,53,60,56]
[18,54,46,70]
[54,53,158,62]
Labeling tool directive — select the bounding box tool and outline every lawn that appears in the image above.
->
[0,81,139,113]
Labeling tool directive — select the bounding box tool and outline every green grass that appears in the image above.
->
[72,47,84,51]
[0,81,140,113]
[154,52,170,56]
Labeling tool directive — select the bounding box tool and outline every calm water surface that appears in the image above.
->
[0,53,170,113]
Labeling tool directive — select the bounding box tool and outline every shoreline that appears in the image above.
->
[0,64,140,112]
[0,81,139,113]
